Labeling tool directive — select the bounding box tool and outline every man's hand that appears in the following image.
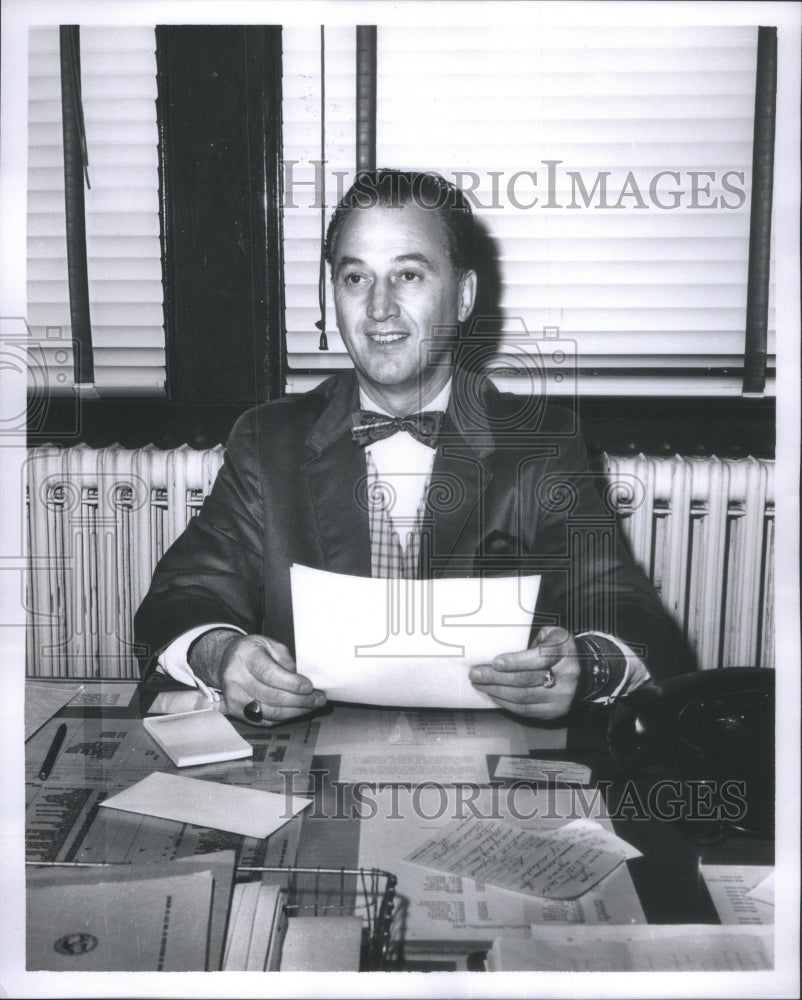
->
[199,632,326,725]
[468,626,580,720]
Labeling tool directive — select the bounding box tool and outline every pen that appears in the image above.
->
[39,723,68,781]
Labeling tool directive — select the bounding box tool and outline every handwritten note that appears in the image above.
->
[406,817,640,899]
[100,771,311,840]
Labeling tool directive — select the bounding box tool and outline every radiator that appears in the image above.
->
[25,446,774,678]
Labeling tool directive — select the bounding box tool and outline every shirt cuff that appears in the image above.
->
[156,623,246,702]
[576,632,652,704]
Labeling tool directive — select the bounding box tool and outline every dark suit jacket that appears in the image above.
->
[135,370,691,682]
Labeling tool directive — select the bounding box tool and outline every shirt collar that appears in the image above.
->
[358,379,452,416]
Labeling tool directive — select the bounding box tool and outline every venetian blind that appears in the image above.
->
[282,26,356,393]
[27,25,165,396]
[283,24,775,397]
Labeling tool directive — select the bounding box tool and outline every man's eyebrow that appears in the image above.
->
[394,253,435,268]
[335,256,364,270]
[334,252,437,273]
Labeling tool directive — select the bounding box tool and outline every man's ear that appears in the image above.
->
[457,269,478,323]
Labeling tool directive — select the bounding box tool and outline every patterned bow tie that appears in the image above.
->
[351,409,446,449]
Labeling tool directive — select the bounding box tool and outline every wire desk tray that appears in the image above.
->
[238,865,398,971]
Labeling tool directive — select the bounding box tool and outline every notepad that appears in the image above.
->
[143,708,252,767]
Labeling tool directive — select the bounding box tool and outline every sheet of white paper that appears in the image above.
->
[337,737,512,784]
[700,864,775,924]
[489,923,773,972]
[25,681,84,740]
[494,756,591,785]
[747,869,775,906]
[357,786,642,944]
[406,817,641,900]
[99,771,311,840]
[291,564,540,709]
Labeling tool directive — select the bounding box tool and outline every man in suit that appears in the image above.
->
[135,170,690,725]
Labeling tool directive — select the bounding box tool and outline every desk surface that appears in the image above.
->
[24,679,774,972]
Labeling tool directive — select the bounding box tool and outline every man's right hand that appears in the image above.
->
[191,630,326,725]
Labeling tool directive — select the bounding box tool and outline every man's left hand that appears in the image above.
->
[469,626,580,720]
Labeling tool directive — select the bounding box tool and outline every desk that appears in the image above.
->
[24,679,774,972]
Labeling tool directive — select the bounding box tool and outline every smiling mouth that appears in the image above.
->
[366,331,409,345]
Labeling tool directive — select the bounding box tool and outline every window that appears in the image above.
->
[282,24,775,397]
[26,26,165,397]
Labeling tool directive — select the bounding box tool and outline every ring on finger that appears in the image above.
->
[542,668,556,689]
[243,700,263,724]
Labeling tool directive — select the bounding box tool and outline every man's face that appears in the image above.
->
[330,202,476,412]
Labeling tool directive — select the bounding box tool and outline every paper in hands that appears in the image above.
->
[291,564,540,709]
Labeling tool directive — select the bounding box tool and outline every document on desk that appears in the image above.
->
[100,771,311,840]
[338,738,513,784]
[25,680,84,740]
[315,705,566,756]
[292,564,540,709]
[27,868,214,970]
[320,706,565,786]
[699,864,775,925]
[357,786,645,944]
[68,680,139,708]
[407,817,640,900]
[27,850,236,971]
[486,923,773,971]
[494,756,592,785]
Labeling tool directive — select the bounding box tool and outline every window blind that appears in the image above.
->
[283,24,775,397]
[27,26,165,396]
[282,26,356,391]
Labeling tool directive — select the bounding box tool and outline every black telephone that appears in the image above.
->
[607,668,775,839]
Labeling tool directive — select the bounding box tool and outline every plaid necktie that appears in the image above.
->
[351,410,445,449]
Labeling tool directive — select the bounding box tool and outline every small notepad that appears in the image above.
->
[143,708,252,767]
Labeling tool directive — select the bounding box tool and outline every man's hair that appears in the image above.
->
[324,169,475,272]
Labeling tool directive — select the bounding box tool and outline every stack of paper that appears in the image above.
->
[27,850,240,971]
[223,879,288,971]
[486,923,773,971]
[143,709,253,767]
[280,916,364,971]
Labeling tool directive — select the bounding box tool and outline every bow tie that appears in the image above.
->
[351,409,446,449]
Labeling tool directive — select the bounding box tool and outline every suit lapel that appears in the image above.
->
[423,371,496,577]
[302,374,372,576]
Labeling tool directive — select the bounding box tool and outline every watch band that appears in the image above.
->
[574,633,629,702]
